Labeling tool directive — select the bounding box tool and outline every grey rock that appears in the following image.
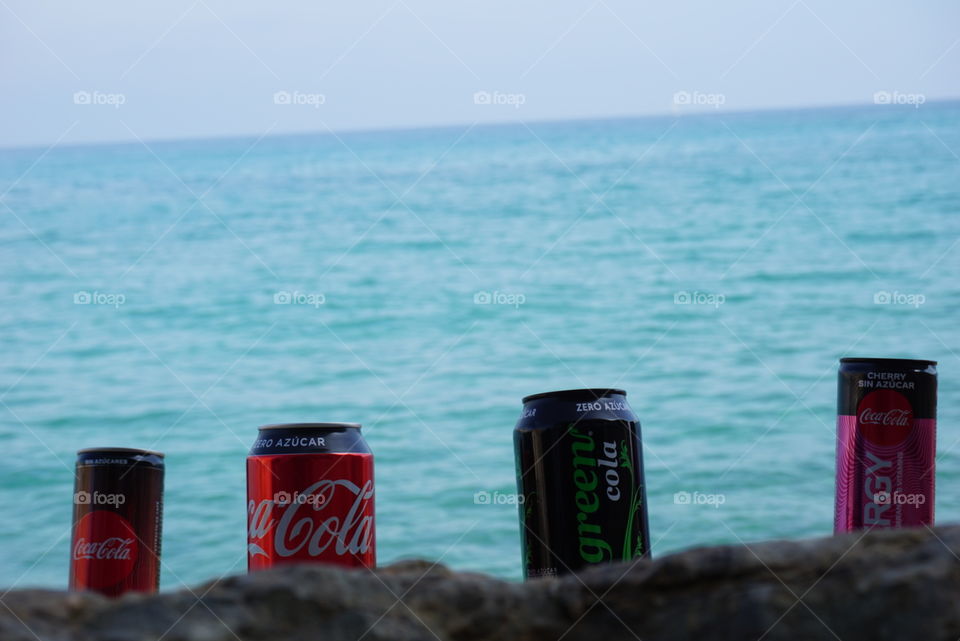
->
[2,526,959,641]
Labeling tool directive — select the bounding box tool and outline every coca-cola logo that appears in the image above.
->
[248,479,374,562]
[70,511,138,589]
[859,408,910,427]
[73,537,135,560]
[857,389,913,447]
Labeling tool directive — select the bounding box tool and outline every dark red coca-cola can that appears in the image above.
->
[69,447,165,596]
[247,423,375,570]
[834,358,937,533]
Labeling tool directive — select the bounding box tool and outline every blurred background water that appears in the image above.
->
[0,102,958,589]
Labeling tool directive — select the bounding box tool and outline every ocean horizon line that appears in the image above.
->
[2,96,958,154]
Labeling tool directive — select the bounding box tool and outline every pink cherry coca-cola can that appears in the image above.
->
[246,423,375,570]
[834,358,937,533]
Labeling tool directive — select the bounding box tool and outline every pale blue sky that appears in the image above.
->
[1,0,957,147]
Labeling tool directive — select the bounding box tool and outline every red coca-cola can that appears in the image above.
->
[247,423,375,570]
[69,447,165,596]
[834,358,937,532]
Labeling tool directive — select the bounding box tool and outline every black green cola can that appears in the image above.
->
[514,388,650,579]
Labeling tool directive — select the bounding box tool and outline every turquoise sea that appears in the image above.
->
[1,102,958,589]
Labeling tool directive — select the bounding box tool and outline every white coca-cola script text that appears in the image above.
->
[248,479,374,559]
[73,537,135,560]
[859,408,911,427]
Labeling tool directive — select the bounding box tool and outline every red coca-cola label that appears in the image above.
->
[69,511,138,589]
[247,453,375,570]
[857,389,913,447]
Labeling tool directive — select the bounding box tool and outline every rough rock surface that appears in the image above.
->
[3,526,959,641]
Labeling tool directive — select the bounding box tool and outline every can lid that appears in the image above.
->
[522,388,627,404]
[258,422,362,431]
[840,357,937,367]
[76,447,165,458]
